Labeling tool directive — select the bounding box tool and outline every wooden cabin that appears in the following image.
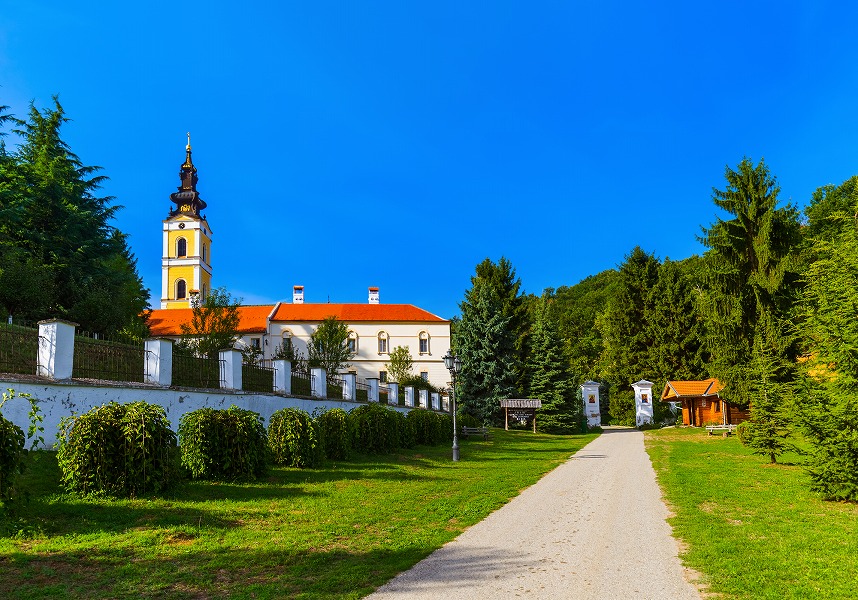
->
[661,378,750,426]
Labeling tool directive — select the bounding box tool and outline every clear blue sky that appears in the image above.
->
[3,2,857,319]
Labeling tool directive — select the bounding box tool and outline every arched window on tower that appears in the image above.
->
[201,243,207,263]
[176,279,187,300]
[176,237,187,258]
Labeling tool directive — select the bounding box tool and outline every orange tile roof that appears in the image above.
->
[661,378,723,401]
[148,305,274,336]
[270,303,447,323]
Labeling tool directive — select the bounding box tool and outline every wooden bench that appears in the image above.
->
[461,426,490,440]
[706,424,737,436]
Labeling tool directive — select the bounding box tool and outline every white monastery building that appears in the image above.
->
[148,140,452,388]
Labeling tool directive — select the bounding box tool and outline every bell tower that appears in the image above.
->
[161,134,213,308]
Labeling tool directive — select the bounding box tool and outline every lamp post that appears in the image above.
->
[444,349,463,462]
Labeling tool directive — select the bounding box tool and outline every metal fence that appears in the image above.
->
[379,386,389,405]
[72,332,147,383]
[327,375,344,400]
[243,361,275,393]
[0,320,39,376]
[172,353,222,389]
[291,370,313,396]
[355,377,370,403]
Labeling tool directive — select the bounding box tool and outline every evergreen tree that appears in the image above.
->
[454,277,517,425]
[0,98,149,332]
[526,293,579,433]
[700,158,801,408]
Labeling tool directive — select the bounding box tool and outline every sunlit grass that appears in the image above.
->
[646,427,858,600]
[1,428,598,599]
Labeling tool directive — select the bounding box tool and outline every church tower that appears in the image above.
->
[161,134,213,309]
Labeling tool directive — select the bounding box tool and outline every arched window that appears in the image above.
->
[176,237,187,258]
[347,331,358,354]
[201,283,207,300]
[280,330,293,354]
[377,331,388,354]
[201,243,207,263]
[176,279,187,300]
[418,331,430,355]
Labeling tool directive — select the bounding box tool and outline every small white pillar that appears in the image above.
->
[342,373,356,401]
[404,386,415,407]
[144,338,173,386]
[219,349,243,390]
[388,382,399,405]
[367,378,379,402]
[273,360,291,394]
[581,380,602,429]
[312,368,327,399]
[431,392,440,410]
[632,380,655,426]
[37,319,77,380]
[418,389,428,409]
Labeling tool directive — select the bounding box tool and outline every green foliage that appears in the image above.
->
[407,410,444,445]
[0,99,149,334]
[386,345,414,383]
[268,408,323,468]
[177,287,241,360]
[56,401,179,497]
[308,316,355,376]
[455,269,518,425]
[349,403,400,455]
[0,414,25,502]
[735,421,750,446]
[177,406,267,481]
[608,389,636,427]
[316,408,351,460]
[395,409,416,449]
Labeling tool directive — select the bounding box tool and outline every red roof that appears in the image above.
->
[661,378,723,401]
[148,305,274,336]
[270,303,447,323]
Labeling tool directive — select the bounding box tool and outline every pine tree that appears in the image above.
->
[526,293,579,433]
[454,278,517,425]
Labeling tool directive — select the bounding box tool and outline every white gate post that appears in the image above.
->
[367,378,379,402]
[632,380,655,426]
[273,360,291,394]
[144,338,173,386]
[37,319,77,380]
[581,380,602,428]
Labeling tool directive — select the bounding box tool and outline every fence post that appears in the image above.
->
[387,382,399,406]
[219,348,243,390]
[405,386,415,407]
[342,373,356,401]
[367,378,379,402]
[431,392,440,410]
[273,360,291,394]
[144,338,173,386]
[37,319,77,380]
[418,389,428,408]
[311,368,327,399]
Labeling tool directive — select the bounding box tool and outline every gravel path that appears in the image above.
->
[366,427,700,600]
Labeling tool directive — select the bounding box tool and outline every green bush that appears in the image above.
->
[735,421,751,446]
[316,408,351,460]
[349,403,400,454]
[394,409,415,449]
[408,410,444,446]
[457,411,480,428]
[56,401,180,497]
[0,415,25,502]
[268,408,323,468]
[178,406,267,481]
[438,413,454,442]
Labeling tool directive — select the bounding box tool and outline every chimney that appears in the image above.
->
[293,285,304,304]
[368,286,380,304]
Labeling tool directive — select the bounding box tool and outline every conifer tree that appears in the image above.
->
[526,293,579,433]
[454,277,517,425]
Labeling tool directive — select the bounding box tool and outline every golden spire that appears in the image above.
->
[186,131,191,151]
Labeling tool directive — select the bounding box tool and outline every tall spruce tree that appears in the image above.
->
[526,293,579,433]
[454,276,517,425]
[700,158,801,408]
[0,98,149,332]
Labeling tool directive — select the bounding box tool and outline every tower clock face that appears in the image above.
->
[178,223,185,229]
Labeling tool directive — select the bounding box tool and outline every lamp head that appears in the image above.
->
[443,349,454,371]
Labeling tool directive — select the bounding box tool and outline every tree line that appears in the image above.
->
[454,158,858,501]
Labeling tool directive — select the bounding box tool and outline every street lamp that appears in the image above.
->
[444,349,463,461]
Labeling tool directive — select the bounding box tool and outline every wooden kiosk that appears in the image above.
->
[501,399,542,432]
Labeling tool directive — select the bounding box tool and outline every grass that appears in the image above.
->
[646,427,858,600]
[1,428,598,599]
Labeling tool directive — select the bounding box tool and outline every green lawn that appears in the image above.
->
[646,427,858,600]
[1,429,598,599]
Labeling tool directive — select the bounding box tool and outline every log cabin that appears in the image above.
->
[661,378,750,426]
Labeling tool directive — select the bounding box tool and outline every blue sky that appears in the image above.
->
[3,2,857,319]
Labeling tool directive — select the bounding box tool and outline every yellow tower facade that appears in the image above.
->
[161,136,213,309]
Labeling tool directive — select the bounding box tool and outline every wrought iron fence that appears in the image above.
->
[172,352,222,389]
[355,377,370,403]
[291,370,312,396]
[379,386,389,405]
[398,387,406,406]
[72,332,146,383]
[243,361,274,393]
[327,375,344,400]
[0,320,39,376]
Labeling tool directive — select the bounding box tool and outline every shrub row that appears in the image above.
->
[53,400,455,497]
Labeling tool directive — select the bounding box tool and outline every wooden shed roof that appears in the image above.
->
[661,378,723,401]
